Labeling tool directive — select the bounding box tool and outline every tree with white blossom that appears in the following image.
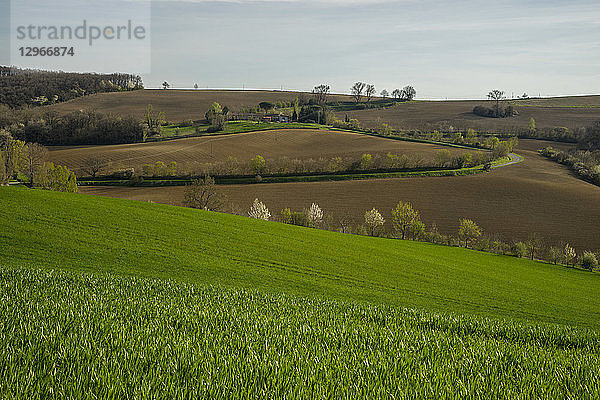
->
[307,203,323,227]
[248,198,271,220]
[364,208,385,236]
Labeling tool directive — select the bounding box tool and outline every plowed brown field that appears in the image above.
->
[47,89,352,122]
[337,99,600,132]
[79,140,600,252]
[47,89,600,131]
[48,129,479,173]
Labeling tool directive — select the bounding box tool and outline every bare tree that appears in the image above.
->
[312,84,330,104]
[365,84,376,102]
[487,90,505,116]
[82,155,107,178]
[351,82,366,103]
[391,89,401,100]
[183,175,226,211]
[23,143,48,185]
[380,89,389,98]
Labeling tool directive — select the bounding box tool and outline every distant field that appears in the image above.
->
[82,140,600,252]
[46,89,600,131]
[2,186,599,328]
[46,89,353,122]
[338,97,600,132]
[48,129,480,174]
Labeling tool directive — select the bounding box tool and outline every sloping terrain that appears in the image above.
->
[47,129,479,173]
[338,97,600,131]
[1,186,599,328]
[81,140,600,252]
[2,266,598,398]
[46,89,600,130]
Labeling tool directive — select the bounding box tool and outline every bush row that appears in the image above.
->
[539,147,600,186]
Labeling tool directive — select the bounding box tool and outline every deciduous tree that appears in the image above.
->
[34,162,77,192]
[401,86,416,101]
[82,155,107,178]
[487,90,505,116]
[183,175,225,211]
[307,203,323,227]
[248,198,271,220]
[392,201,420,240]
[312,85,330,104]
[250,155,266,175]
[458,218,482,248]
[365,84,376,102]
[351,82,366,103]
[364,208,385,236]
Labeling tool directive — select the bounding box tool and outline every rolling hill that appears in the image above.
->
[48,128,480,174]
[2,185,600,398]
[2,185,599,328]
[46,89,600,131]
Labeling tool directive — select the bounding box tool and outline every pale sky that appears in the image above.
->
[2,0,599,99]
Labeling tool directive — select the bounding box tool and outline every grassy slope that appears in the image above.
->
[2,267,598,399]
[2,186,599,328]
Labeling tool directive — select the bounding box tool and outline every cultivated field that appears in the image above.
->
[46,89,600,131]
[2,186,599,327]
[46,89,353,122]
[81,140,600,251]
[47,129,480,174]
[338,97,600,132]
[2,266,598,399]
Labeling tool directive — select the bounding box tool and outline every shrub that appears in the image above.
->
[128,175,144,186]
[392,201,421,240]
[307,203,323,227]
[359,154,373,170]
[180,119,195,127]
[458,219,482,248]
[580,251,598,271]
[248,198,270,220]
[364,208,385,236]
[546,246,563,265]
[513,242,527,258]
[563,244,577,266]
[34,162,77,192]
[250,155,266,175]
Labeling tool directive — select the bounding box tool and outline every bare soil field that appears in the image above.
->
[338,98,600,132]
[47,89,600,131]
[47,89,352,122]
[48,129,480,174]
[80,140,600,252]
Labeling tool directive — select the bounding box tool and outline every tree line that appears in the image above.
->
[0,66,143,108]
[0,133,77,191]
[182,180,599,272]
[0,107,144,145]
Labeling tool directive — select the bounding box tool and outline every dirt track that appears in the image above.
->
[80,140,600,251]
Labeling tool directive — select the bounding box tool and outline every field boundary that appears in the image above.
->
[77,155,518,187]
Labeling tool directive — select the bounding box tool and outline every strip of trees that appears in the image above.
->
[351,82,416,103]
[180,182,599,273]
[241,198,599,272]
[0,132,76,191]
[0,107,145,145]
[0,66,143,108]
